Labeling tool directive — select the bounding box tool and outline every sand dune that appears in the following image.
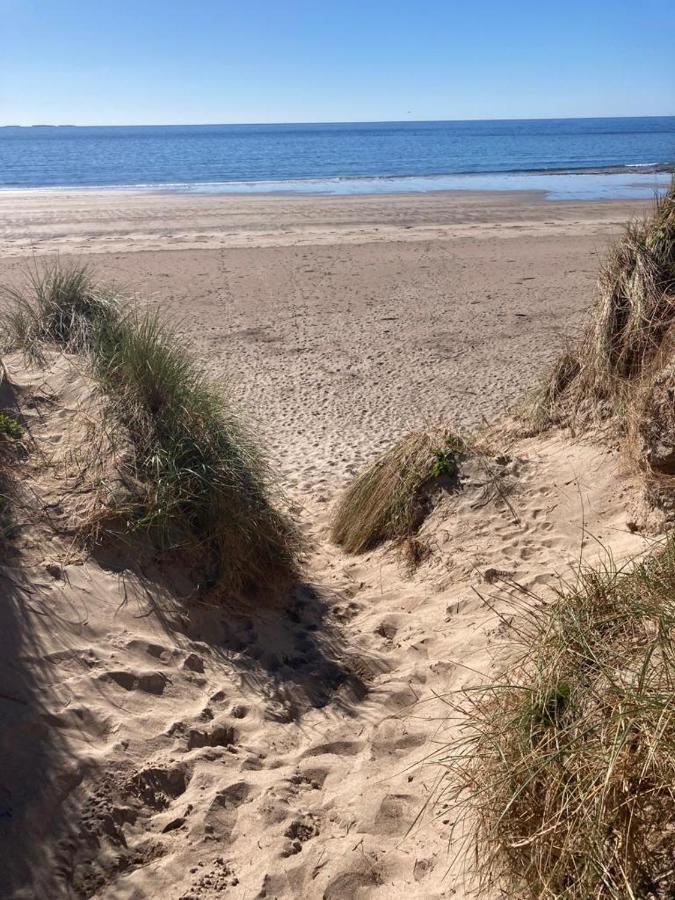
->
[0,350,651,899]
[0,190,659,898]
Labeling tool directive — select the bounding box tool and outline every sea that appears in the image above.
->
[0,117,673,200]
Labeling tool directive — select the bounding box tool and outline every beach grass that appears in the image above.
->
[331,427,464,554]
[1,260,302,598]
[440,539,675,898]
[530,179,675,434]
[92,309,301,595]
[1,259,120,361]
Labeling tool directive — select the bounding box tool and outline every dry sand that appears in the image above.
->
[0,189,660,899]
[0,189,649,487]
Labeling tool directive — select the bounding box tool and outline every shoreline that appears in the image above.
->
[0,169,671,202]
[0,189,653,260]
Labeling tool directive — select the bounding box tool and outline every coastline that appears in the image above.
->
[0,167,670,200]
[0,187,652,259]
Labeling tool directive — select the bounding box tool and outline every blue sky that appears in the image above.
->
[1,0,673,125]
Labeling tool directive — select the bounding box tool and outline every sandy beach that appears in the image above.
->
[0,189,648,489]
[4,0,674,887]
[0,189,658,898]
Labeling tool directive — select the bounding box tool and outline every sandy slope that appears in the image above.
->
[0,353,654,900]
[0,190,660,899]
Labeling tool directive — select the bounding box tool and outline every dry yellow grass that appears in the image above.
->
[532,180,675,435]
[439,540,675,898]
[1,261,303,600]
[331,427,464,554]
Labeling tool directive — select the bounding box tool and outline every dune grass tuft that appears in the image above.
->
[531,180,675,434]
[331,428,464,554]
[1,261,302,599]
[528,346,581,433]
[91,311,301,595]
[440,540,675,898]
[1,260,120,361]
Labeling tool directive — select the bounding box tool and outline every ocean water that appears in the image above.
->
[0,118,673,199]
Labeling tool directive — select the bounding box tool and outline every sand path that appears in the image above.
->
[0,190,657,899]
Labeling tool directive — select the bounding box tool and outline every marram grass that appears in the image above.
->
[1,259,119,361]
[439,539,675,898]
[331,427,464,554]
[530,179,675,433]
[2,260,302,599]
[92,311,302,596]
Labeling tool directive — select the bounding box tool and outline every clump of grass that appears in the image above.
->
[331,428,464,554]
[441,540,675,898]
[530,180,675,433]
[91,311,301,597]
[1,260,120,361]
[1,261,302,599]
[0,412,22,440]
[594,199,675,382]
[527,347,581,433]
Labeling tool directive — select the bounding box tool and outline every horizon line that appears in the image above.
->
[2,113,674,130]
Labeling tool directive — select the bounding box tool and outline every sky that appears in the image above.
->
[1,0,674,126]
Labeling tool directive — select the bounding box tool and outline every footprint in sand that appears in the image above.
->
[303,739,363,758]
[372,722,426,758]
[374,619,398,641]
[125,765,190,811]
[100,669,168,694]
[203,781,251,842]
[281,814,319,856]
[413,856,436,882]
[333,600,362,623]
[125,639,174,662]
[382,685,419,712]
[373,792,415,835]
[182,652,205,673]
[288,767,328,790]
[186,721,238,750]
[323,868,384,900]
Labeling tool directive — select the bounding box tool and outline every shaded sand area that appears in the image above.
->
[0,190,659,898]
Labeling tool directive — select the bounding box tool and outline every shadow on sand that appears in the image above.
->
[0,522,383,895]
[91,535,385,722]
[0,561,86,899]
[186,580,385,721]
